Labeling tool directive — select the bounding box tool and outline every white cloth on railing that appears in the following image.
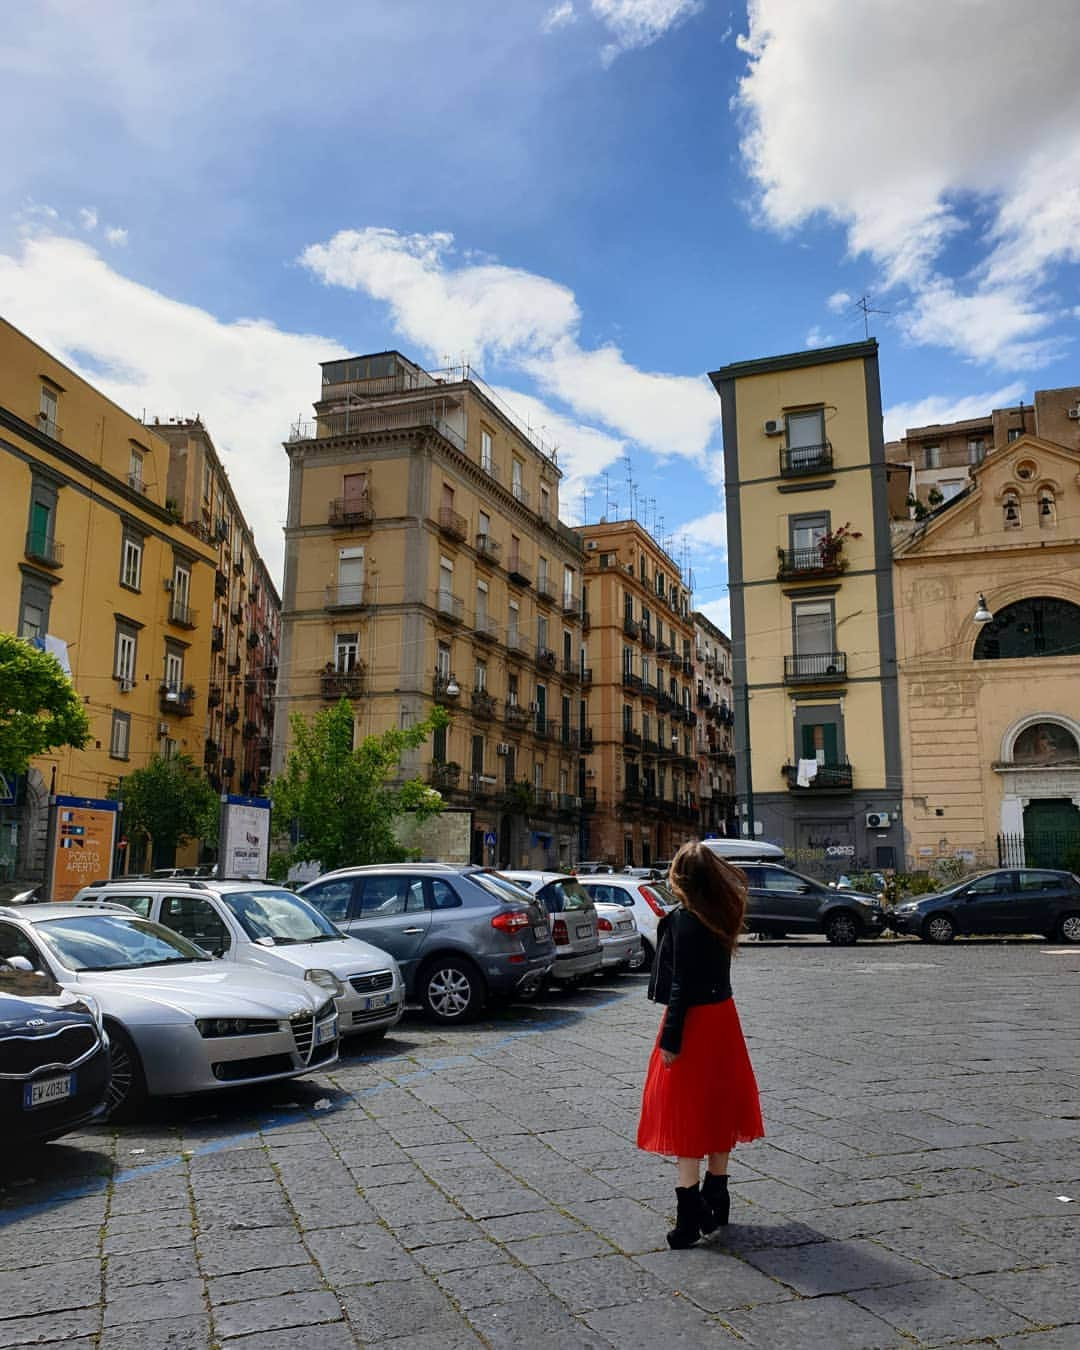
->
[796,758,819,787]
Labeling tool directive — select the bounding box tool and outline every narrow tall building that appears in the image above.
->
[691,612,736,837]
[276,352,586,869]
[708,340,903,875]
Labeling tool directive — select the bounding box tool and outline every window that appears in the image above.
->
[639,554,647,582]
[109,711,131,760]
[120,534,143,590]
[509,534,521,569]
[507,672,519,706]
[624,592,634,621]
[478,509,491,540]
[540,485,551,521]
[160,896,230,957]
[436,640,451,680]
[785,408,827,469]
[300,877,355,923]
[128,447,144,491]
[1011,722,1079,765]
[439,557,454,602]
[924,445,941,469]
[642,713,651,742]
[801,721,840,765]
[642,656,651,687]
[476,579,488,626]
[538,556,549,591]
[624,837,634,867]
[39,384,59,435]
[563,565,575,606]
[1007,428,1022,443]
[1019,870,1067,893]
[114,625,137,687]
[511,458,524,501]
[358,876,425,916]
[475,659,487,692]
[939,480,965,502]
[202,455,213,503]
[430,879,462,910]
[967,438,985,464]
[508,601,520,644]
[18,571,53,640]
[164,648,184,692]
[789,513,829,556]
[172,561,191,619]
[974,598,1080,661]
[471,733,484,777]
[342,471,368,508]
[335,632,360,672]
[623,646,633,676]
[480,430,493,473]
[562,629,572,667]
[537,614,549,649]
[337,547,364,604]
[793,600,835,656]
[623,704,632,733]
[641,605,651,635]
[432,721,447,764]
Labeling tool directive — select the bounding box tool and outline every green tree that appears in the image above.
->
[0,632,91,775]
[270,699,449,872]
[116,755,218,868]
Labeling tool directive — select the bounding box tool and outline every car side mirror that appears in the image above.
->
[4,955,34,973]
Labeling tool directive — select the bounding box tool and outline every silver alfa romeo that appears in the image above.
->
[0,904,340,1119]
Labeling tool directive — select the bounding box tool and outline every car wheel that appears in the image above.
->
[923,913,956,944]
[104,1023,147,1122]
[639,940,655,971]
[1057,912,1080,944]
[628,947,647,971]
[418,956,484,1023]
[824,912,859,946]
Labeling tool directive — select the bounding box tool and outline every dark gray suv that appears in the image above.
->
[298,865,555,1022]
[740,864,885,945]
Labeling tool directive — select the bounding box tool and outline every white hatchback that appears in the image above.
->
[575,875,676,969]
[72,879,405,1038]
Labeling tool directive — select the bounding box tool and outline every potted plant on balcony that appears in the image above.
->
[817,522,862,570]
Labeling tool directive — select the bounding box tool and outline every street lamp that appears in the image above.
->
[973,593,993,625]
[445,675,460,697]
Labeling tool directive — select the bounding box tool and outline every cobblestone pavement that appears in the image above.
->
[2,936,1079,1349]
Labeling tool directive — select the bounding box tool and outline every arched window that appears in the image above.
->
[1012,722,1080,765]
[974,597,1080,660]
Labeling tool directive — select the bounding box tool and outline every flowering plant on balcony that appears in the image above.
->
[817,522,862,568]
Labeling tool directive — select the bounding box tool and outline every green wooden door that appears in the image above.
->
[1022,798,1080,867]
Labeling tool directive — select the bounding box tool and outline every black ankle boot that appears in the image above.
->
[700,1172,730,1232]
[667,1184,703,1249]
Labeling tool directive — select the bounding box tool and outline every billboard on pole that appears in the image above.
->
[219,795,271,880]
[46,796,119,902]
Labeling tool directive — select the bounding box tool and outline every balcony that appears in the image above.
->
[536,577,556,605]
[657,691,674,713]
[641,628,656,650]
[168,600,198,630]
[623,616,641,639]
[581,787,597,812]
[328,497,374,528]
[126,471,147,495]
[718,704,735,727]
[622,671,643,693]
[710,750,736,770]
[581,610,591,633]
[221,757,236,778]
[642,737,660,756]
[227,656,242,676]
[428,762,462,792]
[559,725,579,749]
[511,482,530,508]
[37,414,62,440]
[474,614,500,644]
[561,660,580,682]
[784,651,848,684]
[211,625,225,652]
[780,442,833,477]
[581,727,594,751]
[435,591,464,624]
[505,703,530,729]
[681,657,693,676]
[640,681,657,703]
[247,629,260,648]
[535,646,557,671]
[776,547,846,581]
[204,738,219,763]
[507,557,531,588]
[321,669,365,700]
[505,631,528,658]
[534,716,556,740]
[438,506,468,542]
[242,720,259,740]
[325,583,366,611]
[557,792,581,816]
[215,569,229,597]
[160,685,196,717]
[208,684,223,708]
[621,784,645,812]
[561,591,580,617]
[225,706,240,726]
[24,531,63,568]
[480,457,499,483]
[231,606,244,626]
[432,673,461,705]
[783,761,853,792]
[471,689,498,720]
[581,666,593,685]
[233,555,245,576]
[475,533,501,563]
[697,691,712,709]
[656,642,674,662]
[622,727,642,750]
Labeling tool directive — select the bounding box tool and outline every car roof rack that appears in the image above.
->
[94,876,211,890]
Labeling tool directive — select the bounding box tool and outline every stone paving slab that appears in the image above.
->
[2,938,1079,1348]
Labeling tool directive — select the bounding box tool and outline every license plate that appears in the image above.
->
[316,1019,337,1045]
[533,923,549,940]
[617,921,633,932]
[362,993,392,1011]
[24,1074,75,1110]
[576,924,593,939]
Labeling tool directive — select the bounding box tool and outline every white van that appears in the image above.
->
[701,838,786,864]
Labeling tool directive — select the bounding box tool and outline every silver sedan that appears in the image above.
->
[0,904,340,1120]
[594,901,644,972]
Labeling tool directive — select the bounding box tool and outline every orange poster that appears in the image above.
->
[47,796,119,903]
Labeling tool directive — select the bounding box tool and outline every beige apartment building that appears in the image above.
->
[575,519,698,867]
[275,352,587,868]
[692,611,736,837]
[155,418,282,799]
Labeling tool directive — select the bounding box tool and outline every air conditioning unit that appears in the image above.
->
[763,418,784,437]
[866,811,891,830]
[1069,406,1080,420]
[585,540,598,551]
[496,742,510,756]
[163,578,175,592]
[118,678,134,693]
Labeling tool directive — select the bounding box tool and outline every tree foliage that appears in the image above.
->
[270,700,449,872]
[0,633,91,776]
[116,755,219,860]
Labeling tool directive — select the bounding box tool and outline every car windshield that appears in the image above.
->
[38,915,210,971]
[473,872,534,906]
[542,879,592,912]
[220,889,342,945]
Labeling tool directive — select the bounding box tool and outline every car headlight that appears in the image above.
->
[79,992,104,1031]
[304,968,346,998]
[895,904,917,914]
[195,1018,278,1037]
[315,998,337,1021]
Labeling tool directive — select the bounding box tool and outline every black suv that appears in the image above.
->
[889,868,1080,943]
[740,864,885,945]
[0,959,111,1143]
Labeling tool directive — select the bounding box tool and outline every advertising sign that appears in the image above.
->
[219,795,271,880]
[47,796,119,902]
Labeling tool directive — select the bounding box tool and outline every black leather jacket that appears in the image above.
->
[648,905,732,1054]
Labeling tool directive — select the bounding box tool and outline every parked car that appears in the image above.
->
[72,879,404,1039]
[739,864,885,944]
[576,874,676,969]
[702,839,786,864]
[593,902,643,972]
[889,868,1080,943]
[620,866,664,880]
[298,865,555,1022]
[574,861,614,875]
[0,905,340,1119]
[0,958,111,1143]
[497,871,603,986]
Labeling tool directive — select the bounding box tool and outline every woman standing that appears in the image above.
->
[636,841,764,1248]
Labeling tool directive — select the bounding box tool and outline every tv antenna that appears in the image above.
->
[855,294,890,340]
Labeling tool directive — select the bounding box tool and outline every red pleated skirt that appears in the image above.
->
[637,998,764,1158]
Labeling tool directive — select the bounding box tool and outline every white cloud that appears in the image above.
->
[883,382,1027,443]
[826,290,850,313]
[804,325,835,349]
[900,282,1055,371]
[542,1,577,32]
[0,233,347,582]
[694,596,731,636]
[301,227,721,461]
[104,226,128,247]
[78,207,98,231]
[674,508,727,559]
[591,0,703,64]
[736,0,1080,366]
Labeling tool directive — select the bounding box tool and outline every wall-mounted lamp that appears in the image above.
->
[445,675,460,697]
[973,593,993,625]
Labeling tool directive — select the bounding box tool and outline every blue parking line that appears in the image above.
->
[0,984,639,1228]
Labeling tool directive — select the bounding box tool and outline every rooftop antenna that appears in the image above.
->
[854,294,890,340]
[622,454,635,523]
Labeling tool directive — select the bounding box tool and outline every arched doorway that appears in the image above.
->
[1023,799,1080,867]
[996,716,1080,868]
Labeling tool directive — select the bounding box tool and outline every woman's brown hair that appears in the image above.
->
[667,841,747,954]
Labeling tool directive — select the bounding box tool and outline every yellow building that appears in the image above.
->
[708,340,903,875]
[0,318,216,880]
[894,424,1080,869]
[276,352,586,868]
[574,519,698,867]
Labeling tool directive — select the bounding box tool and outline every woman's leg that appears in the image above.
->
[706,1151,730,1177]
[676,1157,701,1187]
[701,1152,731,1231]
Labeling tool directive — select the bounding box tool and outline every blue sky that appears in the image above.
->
[2,0,1078,630]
